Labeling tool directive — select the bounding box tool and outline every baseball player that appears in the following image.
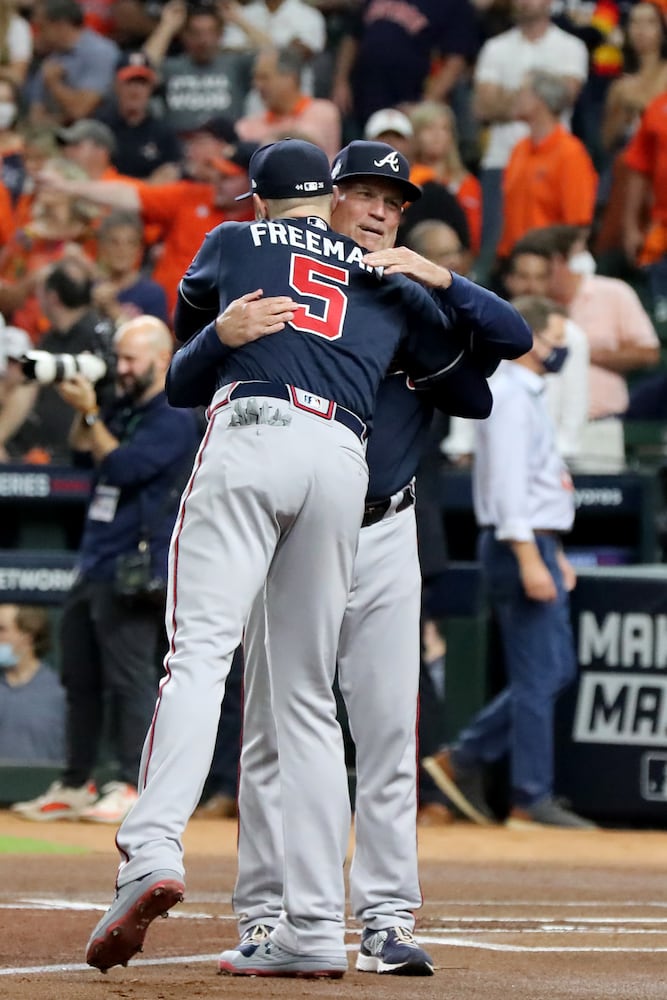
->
[84,139,468,978]
[166,142,533,977]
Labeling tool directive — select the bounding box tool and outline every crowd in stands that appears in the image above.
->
[1,0,666,823]
[0,0,664,467]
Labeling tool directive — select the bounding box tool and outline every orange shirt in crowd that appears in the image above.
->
[138,180,254,315]
[409,164,436,188]
[623,92,667,263]
[497,125,598,259]
[236,96,342,162]
[0,229,98,341]
[449,174,482,255]
[0,181,15,249]
[409,164,482,254]
[96,165,162,246]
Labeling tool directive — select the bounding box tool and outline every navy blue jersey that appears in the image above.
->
[175,215,456,422]
[366,372,432,499]
[366,358,509,498]
[166,329,494,499]
[168,269,531,422]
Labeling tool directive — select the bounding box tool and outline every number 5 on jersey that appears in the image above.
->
[289,253,349,340]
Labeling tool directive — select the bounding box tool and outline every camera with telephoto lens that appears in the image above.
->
[19,320,116,387]
[20,350,108,385]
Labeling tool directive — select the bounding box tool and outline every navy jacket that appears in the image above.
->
[75,391,200,581]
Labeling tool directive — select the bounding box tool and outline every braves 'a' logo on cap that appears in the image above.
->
[373,151,401,173]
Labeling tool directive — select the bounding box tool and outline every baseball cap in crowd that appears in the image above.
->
[188,115,238,144]
[57,119,117,155]
[210,140,259,177]
[331,140,421,202]
[236,139,333,201]
[116,50,157,84]
[363,108,414,142]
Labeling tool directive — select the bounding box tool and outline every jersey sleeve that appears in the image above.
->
[433,273,533,366]
[420,355,493,419]
[166,322,231,408]
[396,276,467,380]
[174,229,224,342]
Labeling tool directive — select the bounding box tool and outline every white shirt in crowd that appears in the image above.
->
[221,0,326,114]
[6,13,32,63]
[473,362,576,541]
[544,318,589,464]
[442,318,591,467]
[474,24,588,170]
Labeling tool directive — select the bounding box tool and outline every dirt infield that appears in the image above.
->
[1,812,666,1000]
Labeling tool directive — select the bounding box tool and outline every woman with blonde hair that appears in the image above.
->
[410,101,482,256]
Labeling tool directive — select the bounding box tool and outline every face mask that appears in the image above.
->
[0,102,16,130]
[542,345,569,374]
[0,642,18,669]
[568,250,596,277]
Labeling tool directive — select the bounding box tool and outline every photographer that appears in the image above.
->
[0,259,112,463]
[13,315,200,824]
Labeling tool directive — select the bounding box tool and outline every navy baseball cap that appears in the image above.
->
[331,140,421,203]
[236,138,333,201]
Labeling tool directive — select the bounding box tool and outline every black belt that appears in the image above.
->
[212,381,367,443]
[362,484,415,528]
[480,526,559,537]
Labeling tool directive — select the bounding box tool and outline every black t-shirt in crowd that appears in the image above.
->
[9,312,113,463]
[347,0,480,124]
[96,107,182,179]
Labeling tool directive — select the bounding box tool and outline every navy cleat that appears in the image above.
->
[356,926,435,976]
[86,869,185,972]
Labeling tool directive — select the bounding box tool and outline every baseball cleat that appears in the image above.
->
[218,937,347,978]
[356,926,434,975]
[86,869,185,972]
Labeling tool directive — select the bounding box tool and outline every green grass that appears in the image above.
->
[0,835,86,854]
